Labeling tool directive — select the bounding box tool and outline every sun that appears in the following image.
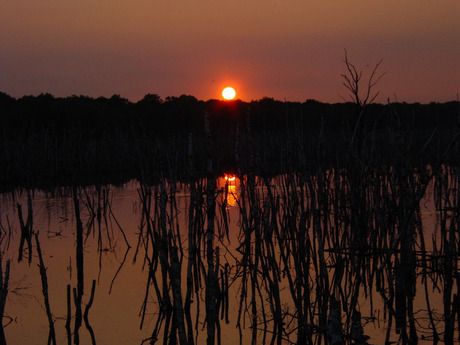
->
[222,87,236,100]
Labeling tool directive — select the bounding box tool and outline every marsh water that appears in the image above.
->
[0,165,459,345]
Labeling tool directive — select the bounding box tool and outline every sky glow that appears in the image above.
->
[0,1,459,103]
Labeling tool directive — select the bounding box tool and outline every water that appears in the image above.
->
[0,168,459,345]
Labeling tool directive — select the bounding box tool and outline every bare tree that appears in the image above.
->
[340,49,386,150]
[341,49,386,110]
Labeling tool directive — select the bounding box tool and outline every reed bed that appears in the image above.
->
[0,98,459,345]
[127,101,460,345]
[125,163,458,345]
[0,165,459,345]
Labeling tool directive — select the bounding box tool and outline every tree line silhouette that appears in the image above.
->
[0,91,458,189]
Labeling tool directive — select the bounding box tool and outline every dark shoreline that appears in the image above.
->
[0,92,459,191]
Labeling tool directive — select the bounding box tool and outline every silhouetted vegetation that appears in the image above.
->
[3,168,459,344]
[0,91,458,190]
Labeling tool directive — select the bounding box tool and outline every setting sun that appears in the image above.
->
[222,87,236,100]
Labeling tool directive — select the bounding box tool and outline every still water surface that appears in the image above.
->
[0,171,458,345]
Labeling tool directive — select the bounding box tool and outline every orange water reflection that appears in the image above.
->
[220,173,239,208]
[0,173,457,345]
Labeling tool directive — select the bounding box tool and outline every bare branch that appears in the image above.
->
[340,49,386,109]
[363,58,387,105]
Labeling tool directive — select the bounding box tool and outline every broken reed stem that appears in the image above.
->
[17,193,34,264]
[169,241,188,345]
[84,279,97,345]
[0,253,10,345]
[73,288,82,344]
[185,181,199,345]
[205,176,218,345]
[34,233,57,345]
[72,187,85,344]
[108,246,131,294]
[73,188,85,299]
[65,284,71,345]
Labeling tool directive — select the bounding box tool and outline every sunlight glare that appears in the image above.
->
[222,87,236,100]
[224,173,236,182]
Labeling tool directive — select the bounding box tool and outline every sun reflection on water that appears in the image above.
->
[221,173,238,207]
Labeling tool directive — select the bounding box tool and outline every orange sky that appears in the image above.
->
[1,1,459,103]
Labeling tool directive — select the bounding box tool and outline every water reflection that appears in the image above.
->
[0,167,459,345]
[221,174,239,208]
